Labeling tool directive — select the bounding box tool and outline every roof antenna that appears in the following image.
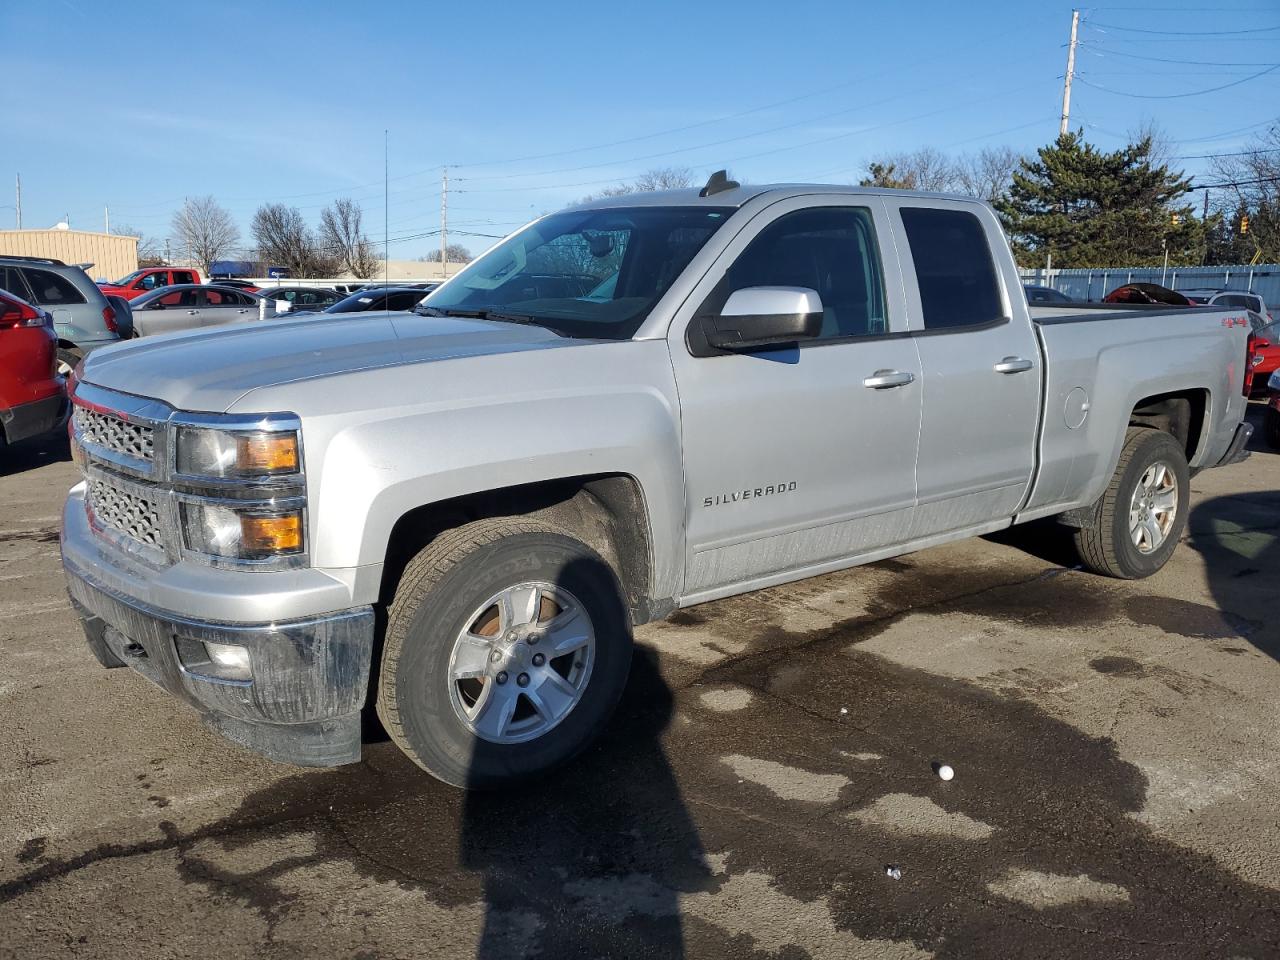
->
[699,169,739,198]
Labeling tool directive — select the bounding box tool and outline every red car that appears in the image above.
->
[97,266,203,300]
[1249,313,1280,398]
[1102,283,1193,306]
[0,290,66,449]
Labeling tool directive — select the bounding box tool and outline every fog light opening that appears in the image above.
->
[198,640,253,681]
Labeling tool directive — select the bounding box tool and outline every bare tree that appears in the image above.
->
[1127,120,1176,168]
[319,198,380,279]
[115,224,166,267]
[581,167,695,201]
[251,203,337,278]
[422,243,473,264]
[954,146,1023,202]
[860,148,957,192]
[170,196,239,275]
[1210,120,1280,262]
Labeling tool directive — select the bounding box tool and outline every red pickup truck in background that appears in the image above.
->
[97,266,203,300]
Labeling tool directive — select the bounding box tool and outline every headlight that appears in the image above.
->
[176,426,300,479]
[180,502,304,560]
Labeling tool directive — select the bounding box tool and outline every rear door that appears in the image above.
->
[198,289,258,326]
[670,197,923,598]
[137,289,201,335]
[882,200,1042,537]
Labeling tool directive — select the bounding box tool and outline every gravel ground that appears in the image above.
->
[1,405,1277,959]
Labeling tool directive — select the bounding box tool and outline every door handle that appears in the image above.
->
[994,356,1034,374]
[186,310,199,315]
[863,369,915,389]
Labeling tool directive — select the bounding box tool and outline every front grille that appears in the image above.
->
[75,407,155,463]
[87,477,163,549]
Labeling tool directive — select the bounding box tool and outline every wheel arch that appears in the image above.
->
[377,473,661,626]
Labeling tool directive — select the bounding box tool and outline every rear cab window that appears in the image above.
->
[898,207,1004,331]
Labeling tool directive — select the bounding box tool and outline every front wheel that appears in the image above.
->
[376,517,633,788]
[56,347,83,378]
[1073,427,1190,579]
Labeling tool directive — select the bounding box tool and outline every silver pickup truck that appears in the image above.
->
[62,176,1253,787]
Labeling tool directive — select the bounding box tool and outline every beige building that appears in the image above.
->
[0,229,138,281]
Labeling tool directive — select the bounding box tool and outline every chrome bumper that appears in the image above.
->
[63,550,375,768]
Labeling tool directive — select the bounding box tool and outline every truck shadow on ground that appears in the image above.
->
[1189,489,1280,662]
[7,542,1280,957]
[0,430,70,478]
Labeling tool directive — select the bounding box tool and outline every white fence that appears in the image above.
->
[1019,264,1280,305]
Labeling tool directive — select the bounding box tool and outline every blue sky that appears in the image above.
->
[3,0,1277,260]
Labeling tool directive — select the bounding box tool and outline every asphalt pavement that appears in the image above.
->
[1,406,1278,959]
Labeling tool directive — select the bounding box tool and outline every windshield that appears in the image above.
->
[419,206,733,339]
[110,270,145,286]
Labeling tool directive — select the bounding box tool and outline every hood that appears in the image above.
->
[79,311,573,412]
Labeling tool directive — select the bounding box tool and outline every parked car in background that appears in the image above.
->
[257,286,344,313]
[97,266,202,300]
[1181,288,1271,322]
[129,284,271,337]
[208,278,261,293]
[1024,285,1072,304]
[1248,313,1280,397]
[322,286,429,314]
[1102,283,1192,306]
[0,289,65,449]
[1265,370,1280,449]
[0,255,121,373]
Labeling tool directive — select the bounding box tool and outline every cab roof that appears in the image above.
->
[566,182,985,211]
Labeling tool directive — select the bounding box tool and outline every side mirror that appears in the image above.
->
[275,299,292,313]
[701,286,823,351]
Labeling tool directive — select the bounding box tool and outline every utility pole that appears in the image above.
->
[164,238,171,265]
[14,173,21,229]
[440,167,448,280]
[1059,9,1080,138]
[104,205,110,234]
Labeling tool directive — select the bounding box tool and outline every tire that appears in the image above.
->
[1073,427,1190,579]
[376,517,633,788]
[1266,408,1280,450]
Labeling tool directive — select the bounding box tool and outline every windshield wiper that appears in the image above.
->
[415,306,567,336]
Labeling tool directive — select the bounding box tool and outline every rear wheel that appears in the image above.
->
[1073,427,1190,579]
[376,517,632,788]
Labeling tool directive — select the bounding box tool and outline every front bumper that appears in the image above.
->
[1214,420,1253,468]
[63,550,375,768]
[2,391,67,444]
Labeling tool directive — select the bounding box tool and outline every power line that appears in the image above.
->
[1088,19,1280,35]
[1077,61,1280,98]
[1082,46,1280,68]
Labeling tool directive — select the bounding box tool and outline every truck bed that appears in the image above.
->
[1018,301,1250,523]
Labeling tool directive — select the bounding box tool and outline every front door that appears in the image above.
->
[670,197,923,600]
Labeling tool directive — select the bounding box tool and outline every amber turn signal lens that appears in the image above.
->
[240,513,303,554]
[236,433,299,474]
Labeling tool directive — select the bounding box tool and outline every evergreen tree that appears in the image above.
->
[996,131,1206,269]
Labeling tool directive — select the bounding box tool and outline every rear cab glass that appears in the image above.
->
[898,207,1003,330]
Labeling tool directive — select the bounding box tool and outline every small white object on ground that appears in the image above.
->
[885,865,902,880]
[839,707,848,715]
[937,764,955,781]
